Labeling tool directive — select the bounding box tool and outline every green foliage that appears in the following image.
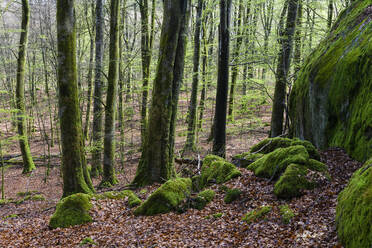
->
[242,205,272,224]
[224,188,242,204]
[134,178,192,216]
[248,145,309,179]
[336,158,372,248]
[49,193,93,229]
[232,152,264,168]
[198,155,241,189]
[279,205,295,224]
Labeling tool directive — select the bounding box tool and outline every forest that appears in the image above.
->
[0,0,371,246]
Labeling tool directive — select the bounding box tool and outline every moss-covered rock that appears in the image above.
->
[274,162,329,198]
[248,145,309,179]
[289,0,372,161]
[232,152,264,168]
[191,189,215,210]
[279,205,295,224]
[95,190,141,208]
[134,178,192,216]
[336,158,372,248]
[49,193,93,229]
[242,205,272,223]
[198,155,241,189]
[250,137,320,160]
[224,188,242,203]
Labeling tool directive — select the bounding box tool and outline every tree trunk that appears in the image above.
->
[16,0,35,174]
[56,0,94,197]
[91,0,105,177]
[227,0,244,121]
[270,0,298,137]
[183,0,203,154]
[212,0,231,158]
[101,0,121,187]
[132,0,189,187]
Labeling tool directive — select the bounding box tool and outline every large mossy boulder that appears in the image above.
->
[247,145,309,179]
[134,178,192,216]
[290,0,372,161]
[49,193,93,229]
[250,137,320,160]
[336,158,372,248]
[198,155,241,189]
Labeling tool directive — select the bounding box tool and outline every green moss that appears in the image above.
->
[249,137,320,160]
[248,145,309,179]
[279,204,295,224]
[16,190,39,197]
[95,190,141,208]
[192,189,215,210]
[213,213,223,218]
[242,205,272,224]
[134,178,192,216]
[224,188,242,203]
[30,194,45,201]
[49,193,93,229]
[3,214,18,220]
[80,237,97,246]
[336,157,372,248]
[232,152,264,168]
[290,0,372,161]
[199,155,241,189]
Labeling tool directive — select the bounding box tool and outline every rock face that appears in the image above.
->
[290,0,372,161]
[336,158,372,248]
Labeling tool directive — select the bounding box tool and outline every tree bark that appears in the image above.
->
[132,0,189,187]
[56,0,94,197]
[91,0,105,177]
[212,0,231,158]
[16,0,35,174]
[270,0,298,137]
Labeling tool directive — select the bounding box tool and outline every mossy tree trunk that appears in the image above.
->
[56,0,94,197]
[212,0,232,158]
[270,0,298,137]
[91,0,105,177]
[227,0,244,122]
[169,0,191,164]
[132,0,189,187]
[101,0,121,187]
[183,0,204,154]
[16,0,35,174]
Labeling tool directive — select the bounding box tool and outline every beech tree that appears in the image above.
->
[212,0,232,158]
[56,0,94,196]
[132,0,190,187]
[16,0,35,174]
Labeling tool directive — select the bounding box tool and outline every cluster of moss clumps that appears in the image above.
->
[336,158,372,248]
[238,138,329,199]
[289,0,372,161]
[49,193,93,229]
[279,205,295,224]
[190,189,215,210]
[134,178,192,216]
[242,205,272,224]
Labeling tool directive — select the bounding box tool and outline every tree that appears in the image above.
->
[212,0,232,158]
[16,0,36,174]
[91,0,105,177]
[56,0,94,197]
[270,0,298,137]
[101,0,121,187]
[132,0,190,187]
[183,0,204,153]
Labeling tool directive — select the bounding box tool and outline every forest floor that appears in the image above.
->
[0,102,363,247]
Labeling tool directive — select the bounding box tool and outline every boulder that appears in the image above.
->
[134,178,192,216]
[49,193,92,229]
[290,0,372,161]
[336,158,372,248]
